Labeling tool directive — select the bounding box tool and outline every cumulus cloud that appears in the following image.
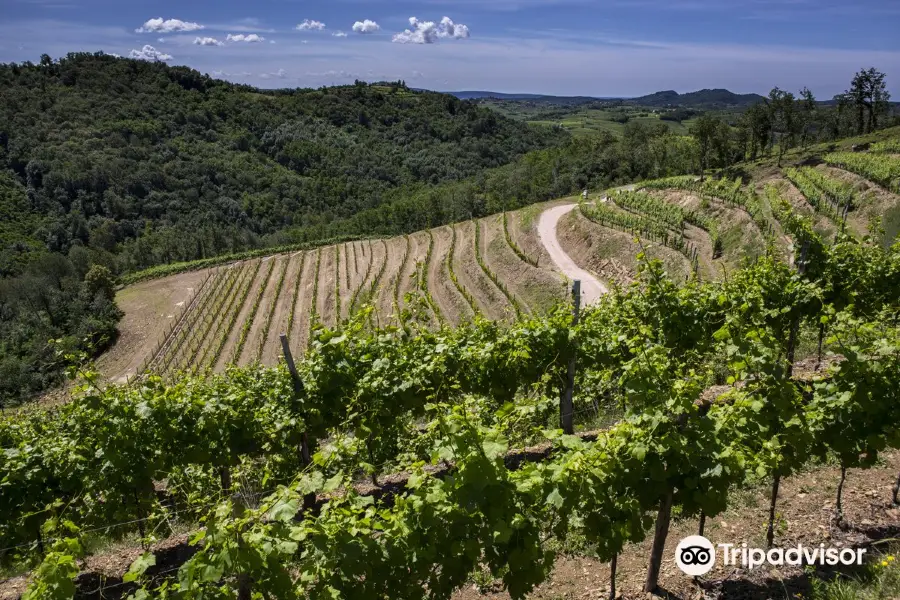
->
[259,69,287,79]
[352,20,380,34]
[135,18,203,33]
[129,45,173,61]
[193,37,224,46]
[332,31,348,38]
[226,33,265,43]
[296,19,325,31]
[392,16,470,44]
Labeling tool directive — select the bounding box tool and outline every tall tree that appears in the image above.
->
[798,87,817,147]
[847,68,891,134]
[690,114,720,181]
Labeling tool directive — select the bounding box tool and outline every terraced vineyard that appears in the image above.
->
[103,141,900,381]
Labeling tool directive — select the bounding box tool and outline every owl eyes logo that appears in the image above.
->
[675,535,716,576]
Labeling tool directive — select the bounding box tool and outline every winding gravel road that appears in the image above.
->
[537,204,608,306]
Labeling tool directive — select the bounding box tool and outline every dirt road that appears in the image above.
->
[537,204,609,305]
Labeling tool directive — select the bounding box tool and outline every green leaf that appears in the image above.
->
[123,552,156,583]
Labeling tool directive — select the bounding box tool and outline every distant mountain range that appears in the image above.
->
[448,88,767,108]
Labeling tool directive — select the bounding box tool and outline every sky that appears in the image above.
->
[1,0,899,98]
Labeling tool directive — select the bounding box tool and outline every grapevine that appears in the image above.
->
[204,259,261,370]
[333,245,342,323]
[502,211,539,267]
[446,224,480,316]
[285,251,307,340]
[394,235,411,315]
[474,219,523,318]
[421,230,446,325]
[825,152,900,193]
[254,256,290,363]
[230,258,276,364]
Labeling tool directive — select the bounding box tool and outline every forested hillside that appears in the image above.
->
[0,53,564,273]
[0,52,569,403]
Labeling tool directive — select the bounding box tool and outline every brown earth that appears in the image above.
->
[818,165,900,243]
[453,221,513,322]
[289,249,318,354]
[236,256,284,365]
[428,226,471,326]
[559,208,692,287]
[260,252,304,366]
[654,190,767,273]
[317,245,337,329]
[212,259,267,372]
[145,266,229,377]
[202,261,258,372]
[394,233,427,319]
[356,239,387,324]
[97,267,213,383]
[483,214,567,314]
[375,236,407,328]
[175,265,246,374]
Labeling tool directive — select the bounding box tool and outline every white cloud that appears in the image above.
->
[332,31,348,38]
[135,18,203,33]
[157,37,166,43]
[352,20,380,34]
[437,17,470,40]
[296,19,326,31]
[226,33,265,43]
[307,69,359,77]
[393,16,470,44]
[259,68,287,79]
[128,45,173,61]
[193,37,224,46]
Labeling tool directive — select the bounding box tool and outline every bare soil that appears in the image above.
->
[97,267,213,383]
[428,226,472,326]
[237,256,285,364]
[260,253,304,366]
[317,246,337,329]
[212,259,267,372]
[453,221,513,322]
[818,165,900,242]
[375,236,407,328]
[394,233,428,318]
[358,239,388,321]
[559,208,691,287]
[289,249,318,354]
[483,214,567,314]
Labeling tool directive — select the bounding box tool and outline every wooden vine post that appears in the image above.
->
[560,280,580,435]
[280,334,311,465]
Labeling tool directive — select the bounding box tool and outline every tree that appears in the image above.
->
[847,68,891,134]
[83,264,116,302]
[740,103,771,161]
[766,88,799,166]
[798,87,817,147]
[689,114,719,181]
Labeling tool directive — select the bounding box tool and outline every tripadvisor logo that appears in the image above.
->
[675,535,867,576]
[675,535,716,576]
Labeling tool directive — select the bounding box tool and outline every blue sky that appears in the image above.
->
[2,0,899,97]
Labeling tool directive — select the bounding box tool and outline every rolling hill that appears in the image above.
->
[627,88,767,108]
